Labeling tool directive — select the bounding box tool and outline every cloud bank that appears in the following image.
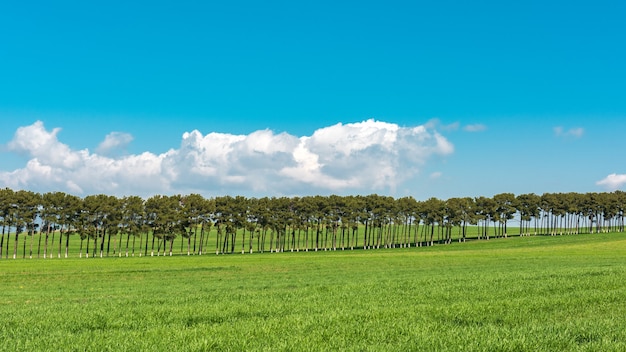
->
[0,120,454,197]
[596,173,626,191]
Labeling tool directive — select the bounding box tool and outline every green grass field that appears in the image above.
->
[1,232,625,351]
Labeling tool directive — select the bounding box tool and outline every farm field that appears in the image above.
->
[1,232,626,351]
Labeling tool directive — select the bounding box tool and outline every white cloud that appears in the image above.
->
[430,172,443,179]
[424,118,459,132]
[596,173,626,191]
[7,121,81,169]
[0,119,454,197]
[569,128,584,138]
[463,124,486,132]
[554,126,584,138]
[96,132,134,155]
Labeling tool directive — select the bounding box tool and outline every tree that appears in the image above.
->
[0,188,16,259]
[62,194,82,258]
[41,192,60,258]
[3,187,626,259]
[446,197,474,243]
[83,194,120,258]
[421,197,445,246]
[12,190,40,259]
[121,195,145,257]
[493,193,516,238]
[145,195,182,256]
[474,196,496,240]
[516,193,540,236]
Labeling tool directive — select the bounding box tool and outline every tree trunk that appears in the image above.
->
[0,225,5,259]
[189,225,197,255]
[145,231,150,257]
[106,230,113,257]
[6,222,13,259]
[100,228,106,258]
[315,221,320,251]
[86,235,90,258]
[413,220,419,247]
[29,228,34,259]
[138,231,143,257]
[362,220,367,249]
[297,227,301,252]
[113,231,118,256]
[95,232,101,257]
[198,226,204,255]
[23,231,27,258]
[13,231,19,259]
[37,228,43,258]
[241,228,246,254]
[151,231,156,257]
[58,229,63,258]
[222,229,229,254]
[93,229,98,258]
[216,227,221,255]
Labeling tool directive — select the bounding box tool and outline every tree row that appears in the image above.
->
[1,188,625,259]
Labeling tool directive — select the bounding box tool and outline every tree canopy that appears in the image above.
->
[1,188,624,259]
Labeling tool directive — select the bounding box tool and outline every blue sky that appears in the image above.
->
[1,0,625,199]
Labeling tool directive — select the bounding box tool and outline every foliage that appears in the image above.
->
[1,188,626,259]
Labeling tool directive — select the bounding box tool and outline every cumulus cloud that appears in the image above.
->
[554,126,584,138]
[596,173,626,191]
[0,119,454,197]
[463,124,486,132]
[7,121,81,169]
[430,172,443,179]
[96,132,134,155]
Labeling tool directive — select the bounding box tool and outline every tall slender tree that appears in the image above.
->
[0,188,16,259]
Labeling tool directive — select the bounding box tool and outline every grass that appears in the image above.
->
[1,224,570,259]
[1,232,626,351]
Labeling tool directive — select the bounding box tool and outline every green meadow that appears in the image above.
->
[2,232,626,351]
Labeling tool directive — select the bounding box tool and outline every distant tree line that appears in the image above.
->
[0,188,624,259]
